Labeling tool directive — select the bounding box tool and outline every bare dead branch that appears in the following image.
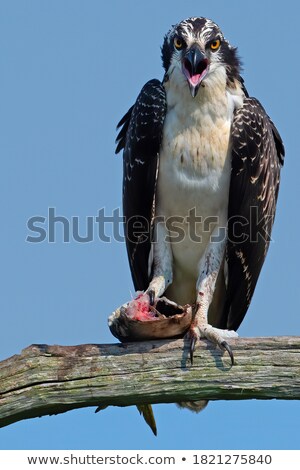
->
[0,337,300,429]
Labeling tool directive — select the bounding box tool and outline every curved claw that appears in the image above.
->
[148,289,155,306]
[221,340,234,366]
[190,335,197,365]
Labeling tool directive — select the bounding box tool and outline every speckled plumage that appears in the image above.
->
[116,16,284,335]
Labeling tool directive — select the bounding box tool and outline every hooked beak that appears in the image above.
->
[182,45,209,97]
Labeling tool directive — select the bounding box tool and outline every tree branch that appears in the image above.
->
[1,337,300,428]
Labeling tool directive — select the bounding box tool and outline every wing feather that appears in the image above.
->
[223,98,284,330]
[115,79,167,291]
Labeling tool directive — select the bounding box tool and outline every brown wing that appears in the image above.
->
[115,79,167,291]
[222,97,284,330]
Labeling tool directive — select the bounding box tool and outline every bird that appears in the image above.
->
[114,17,284,431]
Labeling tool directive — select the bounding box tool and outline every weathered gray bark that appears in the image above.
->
[0,337,300,428]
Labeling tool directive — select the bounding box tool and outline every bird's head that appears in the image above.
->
[161,17,240,97]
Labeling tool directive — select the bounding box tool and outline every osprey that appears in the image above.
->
[115,17,284,364]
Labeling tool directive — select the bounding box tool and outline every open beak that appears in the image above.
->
[182,45,209,97]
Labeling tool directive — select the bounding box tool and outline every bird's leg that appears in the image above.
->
[146,221,173,304]
[128,221,173,319]
[188,227,238,364]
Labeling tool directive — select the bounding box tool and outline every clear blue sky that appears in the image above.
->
[1,0,299,450]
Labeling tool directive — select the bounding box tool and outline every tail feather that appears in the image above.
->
[137,404,157,436]
[177,400,209,413]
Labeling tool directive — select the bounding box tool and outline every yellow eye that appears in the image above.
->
[210,39,221,51]
[174,37,184,50]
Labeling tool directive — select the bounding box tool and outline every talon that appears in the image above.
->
[148,289,155,306]
[221,340,234,366]
[190,335,197,365]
